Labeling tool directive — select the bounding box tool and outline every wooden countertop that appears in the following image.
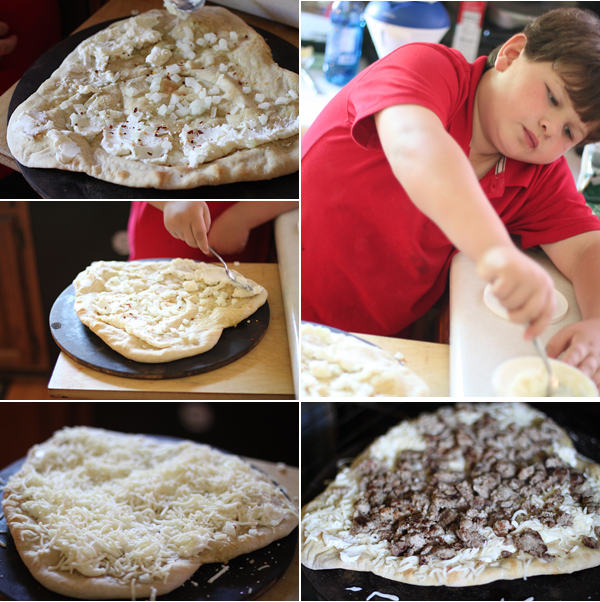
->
[0,0,298,170]
[48,263,295,399]
[352,333,450,397]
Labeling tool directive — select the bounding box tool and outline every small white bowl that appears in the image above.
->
[483,284,568,324]
[493,357,598,397]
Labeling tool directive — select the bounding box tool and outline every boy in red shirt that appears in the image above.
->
[302,8,600,385]
[129,201,298,262]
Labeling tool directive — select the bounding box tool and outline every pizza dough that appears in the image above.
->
[301,402,600,587]
[301,322,429,397]
[7,7,299,189]
[2,427,298,600]
[73,258,267,363]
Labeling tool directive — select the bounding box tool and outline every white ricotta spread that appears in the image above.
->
[13,111,55,138]
[180,117,299,166]
[13,8,299,169]
[73,259,267,360]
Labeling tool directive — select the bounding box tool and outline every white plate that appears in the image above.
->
[483,284,568,323]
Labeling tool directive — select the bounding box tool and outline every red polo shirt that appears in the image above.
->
[301,43,600,337]
[128,202,272,263]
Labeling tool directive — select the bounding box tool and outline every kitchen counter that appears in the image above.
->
[48,263,295,399]
[449,249,581,397]
[274,208,299,399]
[0,0,298,171]
[351,333,449,396]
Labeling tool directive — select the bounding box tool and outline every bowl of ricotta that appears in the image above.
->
[493,356,598,397]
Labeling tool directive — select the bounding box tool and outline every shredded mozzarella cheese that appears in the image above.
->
[3,428,297,588]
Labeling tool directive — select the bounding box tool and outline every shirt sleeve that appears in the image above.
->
[505,157,600,248]
[347,43,469,150]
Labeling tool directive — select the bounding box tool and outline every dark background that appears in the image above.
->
[29,201,132,368]
[302,402,600,501]
[0,401,299,469]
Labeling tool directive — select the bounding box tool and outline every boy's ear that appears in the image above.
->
[494,33,527,72]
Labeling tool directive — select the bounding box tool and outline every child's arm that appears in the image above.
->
[375,104,556,339]
[543,231,600,385]
[146,201,211,254]
[208,201,298,255]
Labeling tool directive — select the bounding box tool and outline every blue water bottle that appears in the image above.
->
[323,1,366,86]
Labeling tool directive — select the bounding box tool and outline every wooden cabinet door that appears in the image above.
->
[0,202,49,372]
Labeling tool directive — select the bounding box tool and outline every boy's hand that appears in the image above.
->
[207,206,251,255]
[546,318,600,386]
[163,201,211,254]
[477,246,556,340]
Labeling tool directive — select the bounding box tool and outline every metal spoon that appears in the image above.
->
[532,337,571,396]
[208,246,255,292]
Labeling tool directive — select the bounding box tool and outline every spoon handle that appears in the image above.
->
[208,246,254,292]
[532,337,558,395]
[532,338,551,371]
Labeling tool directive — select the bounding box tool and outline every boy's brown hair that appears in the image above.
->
[487,8,600,143]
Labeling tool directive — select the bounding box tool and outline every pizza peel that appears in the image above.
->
[301,404,600,601]
[7,18,299,199]
[0,440,298,602]
[49,261,270,380]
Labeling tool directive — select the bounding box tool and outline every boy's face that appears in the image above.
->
[482,37,590,165]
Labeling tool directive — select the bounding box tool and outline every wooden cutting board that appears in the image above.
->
[351,332,450,397]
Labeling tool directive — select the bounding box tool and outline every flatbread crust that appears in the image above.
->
[7,7,299,189]
[301,322,429,397]
[2,427,298,599]
[301,403,600,587]
[73,258,268,363]
[0,538,201,600]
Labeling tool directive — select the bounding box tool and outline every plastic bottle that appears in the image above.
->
[323,1,366,86]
